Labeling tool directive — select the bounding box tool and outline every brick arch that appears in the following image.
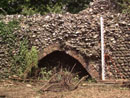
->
[38,43,100,80]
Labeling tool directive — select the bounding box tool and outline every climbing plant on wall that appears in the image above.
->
[0,20,38,78]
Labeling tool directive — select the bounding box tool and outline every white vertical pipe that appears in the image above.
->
[100,17,105,80]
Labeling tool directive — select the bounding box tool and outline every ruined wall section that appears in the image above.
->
[0,0,130,79]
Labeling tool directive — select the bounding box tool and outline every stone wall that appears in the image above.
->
[0,0,130,80]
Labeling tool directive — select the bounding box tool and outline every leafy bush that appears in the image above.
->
[39,67,53,80]
[1,0,129,15]
[0,20,18,44]
[0,20,38,78]
[12,39,29,76]
[120,0,130,13]
[23,46,38,78]
[112,0,130,13]
[0,0,92,15]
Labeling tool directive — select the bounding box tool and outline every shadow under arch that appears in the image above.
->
[38,50,91,79]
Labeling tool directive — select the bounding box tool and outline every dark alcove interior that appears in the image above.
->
[38,51,91,79]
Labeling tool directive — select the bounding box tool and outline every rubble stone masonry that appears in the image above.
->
[0,0,130,80]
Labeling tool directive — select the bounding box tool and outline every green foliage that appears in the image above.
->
[12,39,29,75]
[25,46,38,71]
[87,78,97,83]
[0,20,18,44]
[112,0,130,13]
[39,67,52,80]
[0,20,20,76]
[64,0,91,13]
[12,40,39,78]
[38,67,81,81]
[1,0,129,15]
[23,46,38,78]
[0,0,92,15]
[44,2,63,14]
[120,0,130,13]
[0,21,16,78]
[0,20,38,78]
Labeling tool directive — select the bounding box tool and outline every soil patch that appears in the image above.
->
[0,80,130,98]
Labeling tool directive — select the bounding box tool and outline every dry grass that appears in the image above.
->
[0,80,130,98]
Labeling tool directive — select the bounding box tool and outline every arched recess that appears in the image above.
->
[38,50,91,78]
[38,44,100,80]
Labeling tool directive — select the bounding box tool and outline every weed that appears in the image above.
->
[87,78,97,83]
[23,46,38,78]
[0,20,38,78]
[39,67,52,80]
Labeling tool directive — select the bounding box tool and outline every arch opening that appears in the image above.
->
[38,50,91,79]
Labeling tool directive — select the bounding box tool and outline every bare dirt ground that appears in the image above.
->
[0,80,130,98]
